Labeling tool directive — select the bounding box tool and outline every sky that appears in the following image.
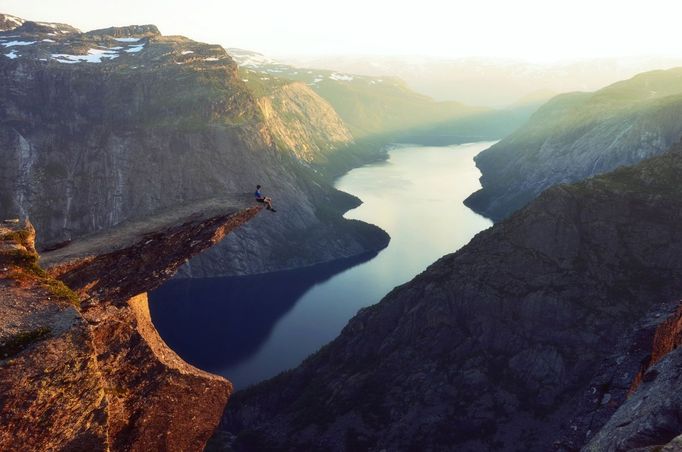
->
[2,0,682,62]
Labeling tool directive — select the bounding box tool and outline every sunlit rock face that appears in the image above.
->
[0,13,25,31]
[0,14,388,277]
[0,199,259,451]
[255,82,353,163]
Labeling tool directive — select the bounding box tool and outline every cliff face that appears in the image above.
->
[254,81,354,163]
[465,67,682,221]
[581,304,682,451]
[231,50,488,141]
[0,15,387,277]
[220,143,682,451]
[0,196,261,451]
[231,49,532,178]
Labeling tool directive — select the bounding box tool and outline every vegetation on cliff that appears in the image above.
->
[465,66,682,220]
[230,48,532,177]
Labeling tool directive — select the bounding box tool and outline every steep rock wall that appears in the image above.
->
[1,196,261,450]
[465,68,682,221]
[0,18,388,277]
[256,82,354,163]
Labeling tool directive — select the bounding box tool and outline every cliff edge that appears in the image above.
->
[0,195,262,451]
[0,13,388,278]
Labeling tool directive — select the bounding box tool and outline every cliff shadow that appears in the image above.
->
[148,251,378,374]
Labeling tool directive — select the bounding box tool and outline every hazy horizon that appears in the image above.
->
[3,0,682,64]
[5,1,682,107]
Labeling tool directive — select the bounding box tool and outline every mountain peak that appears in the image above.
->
[16,20,80,35]
[0,13,25,31]
[85,24,161,39]
[0,19,230,68]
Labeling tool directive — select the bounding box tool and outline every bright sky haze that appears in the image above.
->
[2,0,681,62]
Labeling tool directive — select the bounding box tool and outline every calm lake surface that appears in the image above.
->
[149,142,494,389]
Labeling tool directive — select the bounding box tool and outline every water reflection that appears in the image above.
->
[149,251,378,372]
[150,142,495,389]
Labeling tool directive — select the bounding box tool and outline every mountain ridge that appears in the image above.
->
[218,141,682,451]
[465,66,682,221]
[0,13,388,277]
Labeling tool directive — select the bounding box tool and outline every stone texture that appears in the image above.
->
[465,68,682,221]
[554,301,682,450]
[585,346,682,452]
[0,16,388,277]
[42,195,261,302]
[581,303,682,452]
[256,82,354,163]
[1,197,260,450]
[220,143,682,451]
[87,294,231,452]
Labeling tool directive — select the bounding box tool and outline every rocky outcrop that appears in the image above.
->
[576,303,682,451]
[628,304,682,395]
[0,197,261,450]
[42,195,261,301]
[585,344,682,451]
[553,300,682,450]
[219,142,682,451]
[465,67,682,221]
[0,221,107,451]
[0,15,387,277]
[0,13,24,31]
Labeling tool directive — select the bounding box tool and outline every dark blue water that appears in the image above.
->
[149,142,494,389]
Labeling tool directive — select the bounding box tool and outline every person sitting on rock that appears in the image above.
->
[255,185,276,212]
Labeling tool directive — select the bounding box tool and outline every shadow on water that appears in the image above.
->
[148,251,378,373]
[150,142,495,387]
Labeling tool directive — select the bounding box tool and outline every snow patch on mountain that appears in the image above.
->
[52,48,120,64]
[226,48,277,68]
[124,44,145,53]
[330,73,354,81]
[1,40,36,47]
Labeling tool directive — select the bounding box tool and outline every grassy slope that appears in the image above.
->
[466,67,682,220]
[239,64,528,177]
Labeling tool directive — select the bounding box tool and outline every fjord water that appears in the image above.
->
[149,142,494,388]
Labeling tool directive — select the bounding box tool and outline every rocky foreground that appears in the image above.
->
[0,196,261,451]
[219,143,682,451]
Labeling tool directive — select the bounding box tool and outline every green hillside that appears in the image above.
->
[233,51,532,176]
[465,67,682,220]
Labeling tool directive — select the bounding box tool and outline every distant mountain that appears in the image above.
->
[0,15,388,277]
[283,54,682,107]
[227,61,354,165]
[230,48,487,138]
[228,48,533,176]
[0,13,24,31]
[465,67,682,220]
[218,140,682,452]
